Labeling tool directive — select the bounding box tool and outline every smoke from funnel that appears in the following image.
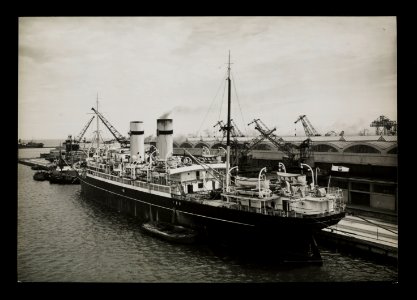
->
[159,106,201,119]
[159,110,172,119]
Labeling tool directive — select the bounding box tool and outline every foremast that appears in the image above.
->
[225,51,232,192]
[95,93,100,151]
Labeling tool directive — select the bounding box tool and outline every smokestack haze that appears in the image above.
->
[159,105,202,119]
[159,110,172,119]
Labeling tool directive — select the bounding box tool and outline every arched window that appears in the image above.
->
[194,142,210,149]
[211,143,226,149]
[344,144,380,154]
[180,142,193,148]
[312,144,338,152]
[387,147,397,154]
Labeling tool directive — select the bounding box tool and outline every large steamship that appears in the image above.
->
[79,55,346,262]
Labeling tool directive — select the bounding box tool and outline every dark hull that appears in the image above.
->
[33,171,49,181]
[18,143,44,149]
[50,172,80,184]
[79,174,345,262]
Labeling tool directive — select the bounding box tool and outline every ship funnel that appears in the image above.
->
[157,119,173,160]
[130,121,144,163]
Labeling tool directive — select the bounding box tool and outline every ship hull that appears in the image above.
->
[18,143,44,149]
[79,174,345,262]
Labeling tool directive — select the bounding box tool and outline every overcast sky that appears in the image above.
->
[18,16,396,140]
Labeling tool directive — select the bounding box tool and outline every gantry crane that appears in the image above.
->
[294,115,321,137]
[91,107,129,146]
[370,115,397,135]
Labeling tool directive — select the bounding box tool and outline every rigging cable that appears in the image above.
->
[231,71,248,137]
[217,75,228,124]
[196,70,228,137]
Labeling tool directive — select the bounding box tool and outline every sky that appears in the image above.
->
[18,17,397,140]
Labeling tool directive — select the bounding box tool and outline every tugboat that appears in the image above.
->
[78,54,346,263]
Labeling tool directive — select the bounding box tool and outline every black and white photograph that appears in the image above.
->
[17,16,398,283]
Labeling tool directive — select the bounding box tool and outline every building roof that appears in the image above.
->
[339,135,385,142]
[178,134,397,153]
[324,141,354,149]
[364,141,397,150]
[378,135,398,142]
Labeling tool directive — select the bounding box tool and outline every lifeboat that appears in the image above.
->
[235,176,270,189]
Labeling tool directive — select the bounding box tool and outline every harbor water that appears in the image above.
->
[17,149,398,283]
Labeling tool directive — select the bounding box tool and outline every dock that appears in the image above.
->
[317,215,398,261]
[18,158,55,169]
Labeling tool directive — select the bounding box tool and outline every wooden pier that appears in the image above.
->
[317,215,397,261]
[18,158,54,168]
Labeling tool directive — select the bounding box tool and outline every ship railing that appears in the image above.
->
[326,187,343,196]
[133,180,150,189]
[325,187,345,212]
[150,183,171,193]
[88,169,171,194]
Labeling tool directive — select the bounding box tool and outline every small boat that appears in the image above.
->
[49,166,80,184]
[141,221,198,244]
[31,165,50,171]
[33,171,50,181]
[18,140,44,149]
[235,175,270,189]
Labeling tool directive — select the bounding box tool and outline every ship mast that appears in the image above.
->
[96,93,100,151]
[225,51,232,192]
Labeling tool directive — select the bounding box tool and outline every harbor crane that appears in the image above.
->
[247,118,297,161]
[214,119,245,166]
[231,119,244,137]
[64,116,96,153]
[370,115,397,135]
[91,107,129,147]
[245,118,314,169]
[294,115,321,137]
[214,119,245,139]
[75,116,95,143]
